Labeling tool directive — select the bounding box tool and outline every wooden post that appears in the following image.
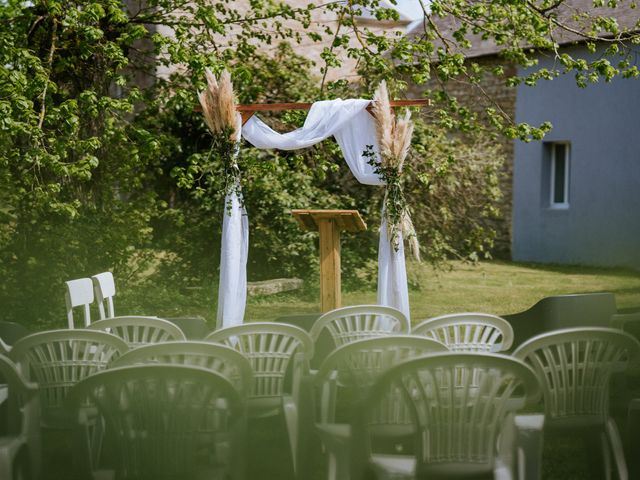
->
[318,218,341,312]
[291,210,367,312]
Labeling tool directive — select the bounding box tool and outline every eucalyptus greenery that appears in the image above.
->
[209,129,243,214]
[364,144,414,254]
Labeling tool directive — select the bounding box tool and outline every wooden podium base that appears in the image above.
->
[292,210,367,312]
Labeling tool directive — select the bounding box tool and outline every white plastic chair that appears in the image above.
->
[112,341,254,397]
[310,305,410,349]
[91,272,115,320]
[350,352,543,480]
[87,316,186,349]
[513,327,640,480]
[412,312,514,352]
[205,322,314,476]
[10,330,129,475]
[0,354,41,480]
[314,336,449,480]
[65,278,95,329]
[67,364,246,480]
[9,330,128,426]
[0,337,11,355]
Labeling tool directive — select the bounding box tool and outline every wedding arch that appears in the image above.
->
[198,70,428,329]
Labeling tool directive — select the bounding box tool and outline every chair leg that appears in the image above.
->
[600,430,613,480]
[605,417,628,480]
[513,414,545,480]
[282,399,299,475]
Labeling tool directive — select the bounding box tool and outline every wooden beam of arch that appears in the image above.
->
[194,99,431,125]
[238,99,430,125]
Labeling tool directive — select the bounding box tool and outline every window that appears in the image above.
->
[549,142,570,208]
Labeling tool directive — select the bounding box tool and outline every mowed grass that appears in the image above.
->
[244,260,640,323]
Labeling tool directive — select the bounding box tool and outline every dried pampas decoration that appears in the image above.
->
[370,81,420,261]
[199,68,239,141]
[198,68,242,211]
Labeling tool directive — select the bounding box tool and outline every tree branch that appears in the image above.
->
[38,18,57,130]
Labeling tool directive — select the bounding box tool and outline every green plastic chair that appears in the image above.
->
[514,327,640,480]
[350,352,542,480]
[67,364,245,480]
[0,354,41,480]
[205,322,314,476]
[314,336,448,480]
[309,305,410,350]
[112,341,254,396]
[87,316,186,349]
[412,312,514,352]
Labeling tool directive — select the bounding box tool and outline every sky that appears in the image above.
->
[393,0,428,20]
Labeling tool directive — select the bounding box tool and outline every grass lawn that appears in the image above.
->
[244,260,640,323]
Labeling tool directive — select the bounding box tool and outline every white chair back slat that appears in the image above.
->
[310,305,410,348]
[67,365,243,479]
[413,313,514,353]
[112,341,254,396]
[87,316,186,349]
[513,327,640,424]
[205,323,313,399]
[9,330,128,419]
[92,272,116,320]
[65,278,95,329]
[358,353,540,474]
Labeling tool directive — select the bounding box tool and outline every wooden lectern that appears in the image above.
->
[292,210,367,312]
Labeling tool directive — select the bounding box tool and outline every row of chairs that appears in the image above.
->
[1,305,638,479]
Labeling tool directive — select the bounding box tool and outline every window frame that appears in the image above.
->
[549,142,570,209]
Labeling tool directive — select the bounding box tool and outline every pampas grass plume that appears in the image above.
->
[217,70,238,140]
[372,81,394,161]
[392,111,414,171]
[199,68,238,141]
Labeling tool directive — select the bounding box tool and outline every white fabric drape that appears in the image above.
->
[377,218,409,318]
[217,99,410,329]
[216,187,249,329]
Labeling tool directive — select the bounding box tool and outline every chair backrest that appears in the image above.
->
[91,272,115,320]
[315,336,449,427]
[65,278,95,329]
[316,335,449,392]
[205,322,314,398]
[309,305,410,349]
[504,292,617,348]
[353,353,540,476]
[0,321,29,346]
[67,364,243,479]
[9,330,128,420]
[513,327,640,426]
[412,313,514,352]
[112,341,254,396]
[0,354,39,434]
[87,316,186,349]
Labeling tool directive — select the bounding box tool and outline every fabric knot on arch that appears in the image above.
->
[198,70,420,329]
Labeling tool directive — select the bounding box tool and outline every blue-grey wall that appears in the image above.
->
[513,44,640,268]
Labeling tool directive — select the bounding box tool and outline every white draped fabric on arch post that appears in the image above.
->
[217,99,410,329]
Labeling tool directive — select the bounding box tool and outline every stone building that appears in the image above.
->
[406,0,640,267]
